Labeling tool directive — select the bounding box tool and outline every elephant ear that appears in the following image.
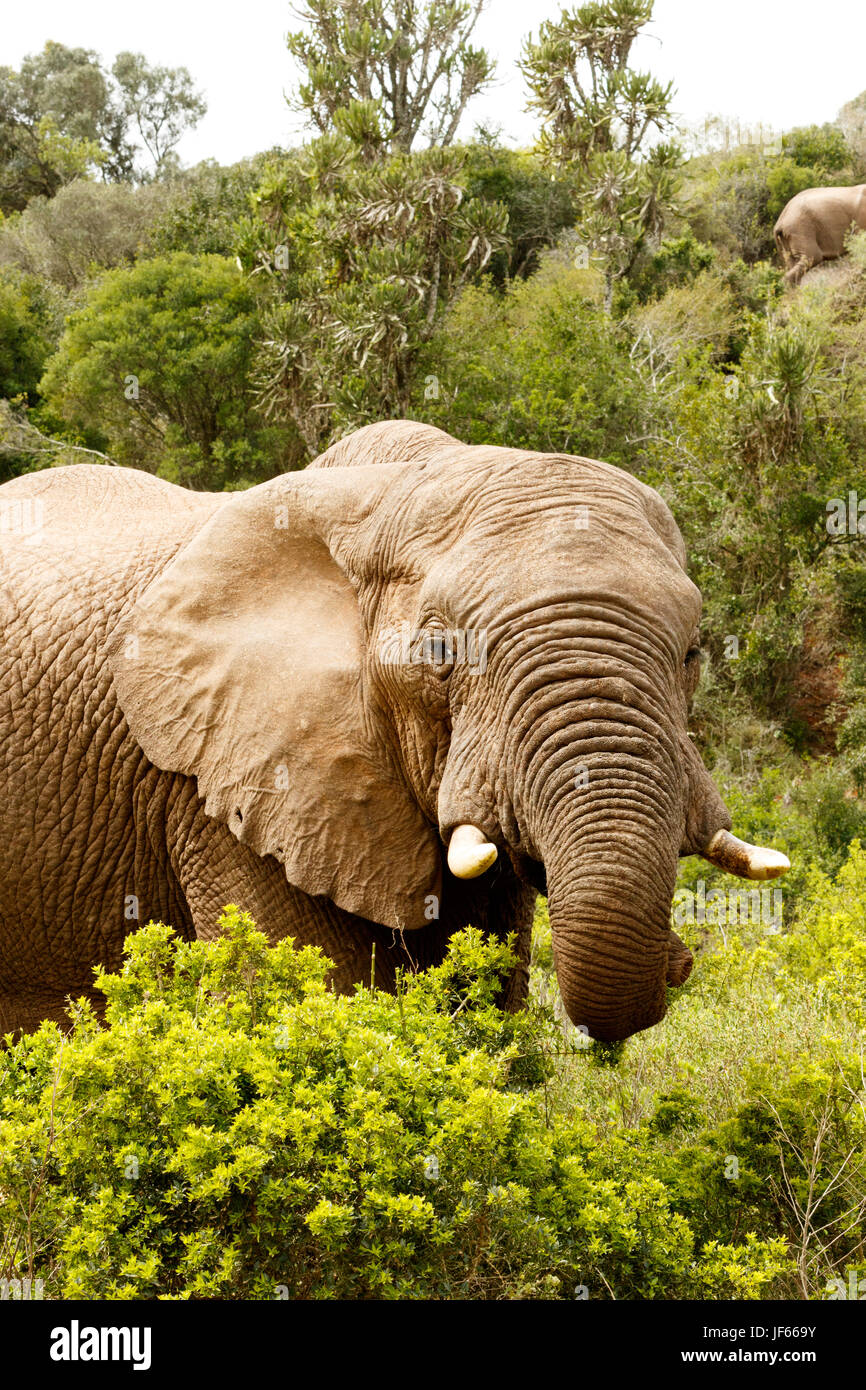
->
[108,470,441,931]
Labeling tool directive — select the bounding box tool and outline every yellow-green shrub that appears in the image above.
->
[0,910,786,1300]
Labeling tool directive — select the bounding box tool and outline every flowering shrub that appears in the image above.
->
[0,911,787,1300]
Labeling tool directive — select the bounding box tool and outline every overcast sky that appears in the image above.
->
[5,0,866,166]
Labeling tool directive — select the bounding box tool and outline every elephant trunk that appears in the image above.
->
[441,670,702,1041]
[543,835,675,1041]
[522,698,683,1042]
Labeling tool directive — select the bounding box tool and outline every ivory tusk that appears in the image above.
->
[701,828,790,881]
[447,824,498,879]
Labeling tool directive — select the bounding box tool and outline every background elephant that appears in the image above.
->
[0,421,787,1041]
[774,183,866,285]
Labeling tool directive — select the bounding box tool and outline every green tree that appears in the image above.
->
[0,42,206,213]
[0,43,120,211]
[0,270,53,402]
[462,138,577,281]
[0,268,55,480]
[111,52,206,178]
[286,0,494,157]
[144,154,283,258]
[413,252,649,464]
[780,123,852,173]
[244,139,507,453]
[520,0,681,307]
[39,252,296,487]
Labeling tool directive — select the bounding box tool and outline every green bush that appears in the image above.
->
[0,910,786,1300]
[770,839,866,1022]
[0,179,170,291]
[663,1056,866,1299]
[706,853,866,1294]
[781,125,853,175]
[414,255,650,470]
[0,268,53,402]
[38,252,296,487]
[625,230,717,306]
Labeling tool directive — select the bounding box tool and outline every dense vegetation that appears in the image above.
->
[1,3,865,1299]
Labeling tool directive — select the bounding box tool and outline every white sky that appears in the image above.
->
[4,0,866,166]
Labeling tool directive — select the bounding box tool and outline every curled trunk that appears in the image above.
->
[545,848,675,1041]
[525,702,682,1041]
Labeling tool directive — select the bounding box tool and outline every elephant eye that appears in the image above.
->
[417,629,455,674]
[684,648,702,699]
[406,621,456,678]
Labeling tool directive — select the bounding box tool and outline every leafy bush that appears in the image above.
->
[627,270,737,383]
[0,269,53,402]
[781,125,853,176]
[38,252,295,487]
[624,230,717,306]
[0,179,169,291]
[667,761,866,924]
[0,911,786,1300]
[664,1056,866,1299]
[683,147,779,262]
[414,254,649,470]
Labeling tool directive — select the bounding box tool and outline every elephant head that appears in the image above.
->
[110,420,788,1041]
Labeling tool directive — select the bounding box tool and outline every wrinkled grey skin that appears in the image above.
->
[774,184,866,285]
[1,421,743,1041]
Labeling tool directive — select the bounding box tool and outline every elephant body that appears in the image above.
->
[0,449,537,1036]
[774,183,866,285]
[0,422,784,1040]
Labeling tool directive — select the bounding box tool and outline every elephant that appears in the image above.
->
[774,183,866,285]
[0,420,789,1042]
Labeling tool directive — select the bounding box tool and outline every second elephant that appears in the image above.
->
[774,183,866,285]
